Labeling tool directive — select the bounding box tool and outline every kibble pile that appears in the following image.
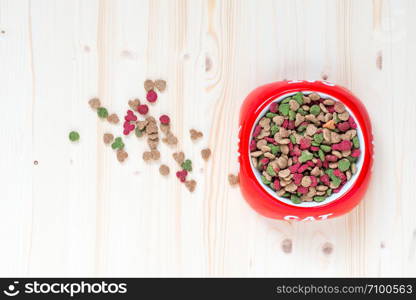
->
[250,92,361,204]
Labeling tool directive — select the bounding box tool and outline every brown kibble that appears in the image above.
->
[323,99,335,106]
[289,99,300,111]
[301,176,312,187]
[146,123,158,134]
[334,102,345,113]
[272,115,285,126]
[228,174,239,186]
[306,124,317,136]
[281,239,292,253]
[159,164,170,176]
[128,98,140,110]
[146,116,156,124]
[162,132,178,145]
[117,149,128,163]
[88,97,101,109]
[173,152,185,165]
[136,120,148,131]
[278,169,291,178]
[144,79,155,92]
[185,180,197,192]
[338,111,350,121]
[323,119,336,130]
[107,113,119,124]
[150,149,160,160]
[309,93,320,101]
[147,138,159,150]
[302,96,311,104]
[154,79,167,92]
[103,133,114,144]
[148,133,159,140]
[190,129,203,140]
[201,148,211,161]
[159,123,170,135]
[143,151,152,161]
[284,182,297,192]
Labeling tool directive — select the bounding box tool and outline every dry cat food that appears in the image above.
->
[103,133,114,144]
[228,174,239,186]
[190,129,203,140]
[69,131,80,142]
[159,164,170,176]
[250,92,361,204]
[201,148,211,161]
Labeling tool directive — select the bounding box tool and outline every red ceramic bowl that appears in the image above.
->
[238,80,373,221]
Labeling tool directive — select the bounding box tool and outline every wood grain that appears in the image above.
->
[0,0,415,277]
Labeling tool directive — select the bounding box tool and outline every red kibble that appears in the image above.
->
[306,160,315,167]
[293,173,303,185]
[176,170,188,182]
[310,176,318,187]
[282,119,289,129]
[292,156,298,163]
[274,179,281,191]
[320,174,330,186]
[146,90,158,103]
[297,186,308,194]
[337,121,350,132]
[250,140,256,151]
[334,169,347,181]
[265,137,277,144]
[138,104,149,115]
[123,129,130,135]
[270,102,279,113]
[298,164,309,173]
[333,183,345,193]
[159,114,170,125]
[332,140,352,151]
[351,149,361,157]
[288,120,295,130]
[288,142,294,152]
[326,155,338,162]
[289,163,301,173]
[327,106,335,113]
[348,117,357,129]
[253,125,262,137]
[323,160,329,168]
[310,146,319,151]
[316,159,323,167]
[299,138,311,150]
[260,158,270,165]
[291,145,301,156]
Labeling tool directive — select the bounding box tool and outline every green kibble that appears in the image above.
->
[261,175,271,185]
[334,113,340,124]
[111,137,124,150]
[293,92,304,105]
[313,196,326,202]
[310,105,321,116]
[266,112,278,118]
[338,158,351,172]
[291,194,302,204]
[290,134,296,144]
[69,131,80,142]
[326,189,333,196]
[271,125,279,135]
[266,164,276,176]
[352,136,360,148]
[97,107,109,118]
[320,145,332,152]
[135,127,143,138]
[297,108,308,116]
[281,97,291,104]
[346,156,358,163]
[279,103,290,116]
[289,110,296,120]
[181,159,193,172]
[299,150,314,163]
[282,192,291,198]
[313,133,324,144]
[318,149,325,161]
[270,144,280,155]
[297,125,306,132]
[331,176,341,188]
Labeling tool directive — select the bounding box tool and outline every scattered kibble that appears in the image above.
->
[228,174,239,186]
[159,114,170,125]
[181,159,192,172]
[103,133,114,144]
[143,151,152,161]
[250,91,361,204]
[107,113,119,124]
[159,164,170,176]
[116,149,128,163]
[146,90,158,103]
[88,98,101,109]
[176,170,188,182]
[190,129,203,140]
[201,148,211,161]
[185,180,196,192]
[137,104,149,115]
[69,131,80,142]
[144,79,155,92]
[155,79,167,92]
[111,137,124,150]
[128,98,140,111]
[97,107,109,119]
[173,152,185,165]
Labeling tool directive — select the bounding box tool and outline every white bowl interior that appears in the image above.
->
[249,91,365,207]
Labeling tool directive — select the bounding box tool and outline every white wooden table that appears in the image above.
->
[1,0,416,277]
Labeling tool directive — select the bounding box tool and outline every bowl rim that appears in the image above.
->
[248,89,365,208]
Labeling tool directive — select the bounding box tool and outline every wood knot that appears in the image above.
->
[322,242,333,255]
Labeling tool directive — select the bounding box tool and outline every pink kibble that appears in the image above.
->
[300,121,309,127]
[298,164,309,173]
[270,102,279,113]
[265,137,276,144]
[337,121,350,132]
[316,159,322,167]
[292,156,298,163]
[291,145,301,156]
[138,104,149,115]
[351,149,361,157]
[306,160,315,167]
[288,120,295,130]
[250,140,256,151]
[297,186,308,194]
[289,163,301,173]
[333,169,346,181]
[260,158,270,165]
[123,129,130,135]
[320,174,330,186]
[159,114,170,125]
[288,142,294,152]
[348,117,357,129]
[332,140,352,151]
[323,160,329,168]
[310,146,319,151]
[299,138,311,150]
[146,90,158,103]
[326,155,338,162]
[282,119,289,129]
[274,179,281,191]
[293,173,303,185]
[327,106,335,113]
[253,125,262,137]
[310,176,318,187]
[333,183,345,193]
